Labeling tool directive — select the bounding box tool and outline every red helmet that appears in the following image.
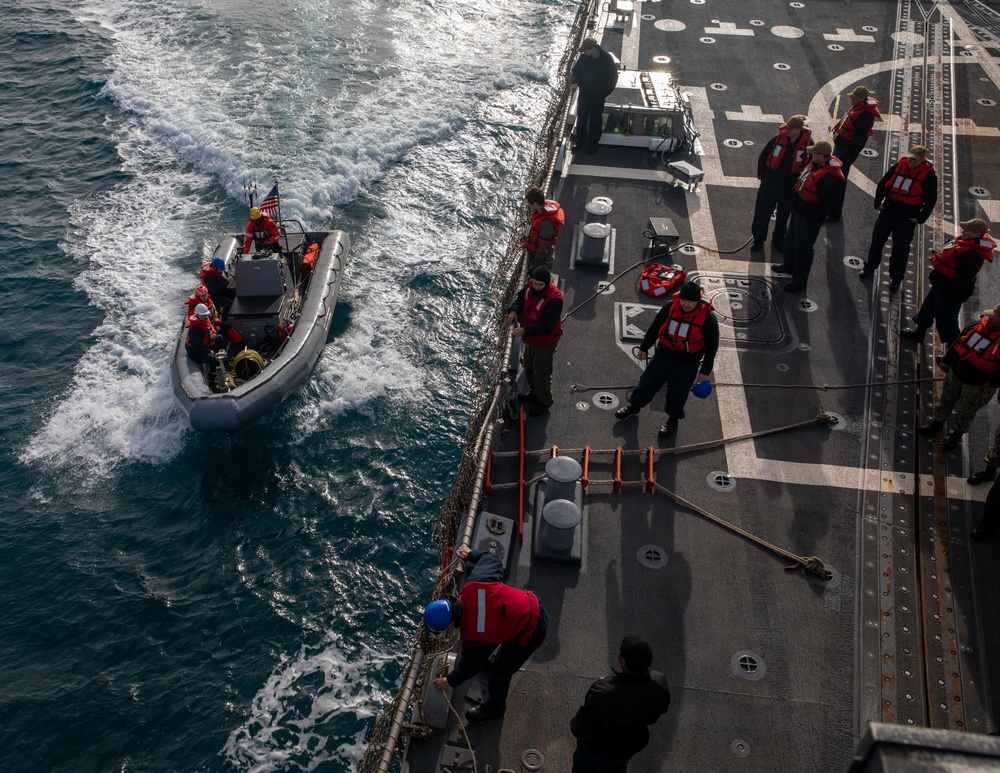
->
[195,284,209,298]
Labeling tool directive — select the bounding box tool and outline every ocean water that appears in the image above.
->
[0,1,573,770]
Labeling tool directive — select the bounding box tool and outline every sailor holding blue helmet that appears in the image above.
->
[425,545,549,725]
[614,280,719,438]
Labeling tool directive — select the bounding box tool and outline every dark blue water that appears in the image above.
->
[0,1,573,769]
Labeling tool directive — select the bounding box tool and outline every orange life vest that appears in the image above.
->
[794,158,845,204]
[885,158,934,206]
[658,293,715,353]
[459,581,540,646]
[952,316,1000,373]
[766,126,813,175]
[835,98,881,141]
[243,215,281,253]
[184,295,217,317]
[524,202,565,252]
[520,282,563,346]
[185,314,218,349]
[930,235,996,279]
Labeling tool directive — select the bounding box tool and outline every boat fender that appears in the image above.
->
[231,348,266,380]
[639,264,686,298]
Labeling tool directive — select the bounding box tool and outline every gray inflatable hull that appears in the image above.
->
[171,230,350,432]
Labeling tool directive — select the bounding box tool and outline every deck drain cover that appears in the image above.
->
[843,255,863,268]
[860,148,879,157]
[522,749,543,771]
[774,62,791,70]
[724,138,743,148]
[575,401,591,412]
[700,36,716,44]
[750,19,765,26]
[593,392,621,410]
[970,186,991,197]
[862,25,878,32]
[732,650,767,681]
[597,281,615,294]
[978,99,996,106]
[828,44,844,51]
[793,298,818,312]
[731,738,752,757]
[710,82,728,91]
[637,544,669,569]
[707,471,736,492]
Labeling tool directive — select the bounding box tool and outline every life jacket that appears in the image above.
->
[185,314,217,350]
[520,282,564,346]
[459,581,540,646]
[184,294,217,317]
[639,264,686,298]
[885,158,934,206]
[199,263,225,282]
[766,126,813,175]
[951,316,1000,373]
[794,157,845,204]
[835,98,881,141]
[930,234,996,279]
[523,202,565,252]
[300,242,320,282]
[243,216,280,253]
[657,293,715,353]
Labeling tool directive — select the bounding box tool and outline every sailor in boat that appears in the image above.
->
[199,256,235,319]
[242,206,281,255]
[185,304,225,369]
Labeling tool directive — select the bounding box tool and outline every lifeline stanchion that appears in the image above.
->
[581,446,591,488]
[485,451,494,496]
[646,447,655,491]
[613,447,623,491]
[518,404,526,541]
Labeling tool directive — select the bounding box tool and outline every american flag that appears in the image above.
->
[259,184,280,217]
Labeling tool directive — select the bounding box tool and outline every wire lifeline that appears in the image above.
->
[570,375,946,392]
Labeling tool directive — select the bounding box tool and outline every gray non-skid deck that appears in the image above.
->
[402,1,1000,770]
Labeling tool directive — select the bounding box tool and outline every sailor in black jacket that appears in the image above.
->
[570,37,618,154]
[571,635,671,772]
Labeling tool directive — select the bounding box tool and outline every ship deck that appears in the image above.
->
[402,1,1000,770]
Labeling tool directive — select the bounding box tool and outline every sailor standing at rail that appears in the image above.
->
[523,186,565,272]
[614,280,719,438]
[425,545,549,725]
[859,146,938,292]
[569,37,619,155]
[508,265,564,418]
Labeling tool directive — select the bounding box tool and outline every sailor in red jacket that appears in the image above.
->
[901,217,996,345]
[832,85,880,177]
[242,206,281,254]
[860,146,938,292]
[523,186,565,271]
[919,305,1000,449]
[507,265,564,417]
[775,140,846,293]
[614,280,719,438]
[425,545,549,725]
[185,304,224,367]
[750,115,812,252]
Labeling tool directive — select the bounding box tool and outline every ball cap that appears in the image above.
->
[848,85,871,99]
[782,115,806,131]
[808,140,833,156]
[580,37,598,51]
[960,217,989,236]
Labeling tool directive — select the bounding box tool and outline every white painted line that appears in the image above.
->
[976,200,1000,222]
[824,28,876,43]
[724,105,786,123]
[705,21,754,36]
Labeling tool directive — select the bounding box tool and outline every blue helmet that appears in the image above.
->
[423,598,453,631]
[211,257,226,270]
[691,380,713,399]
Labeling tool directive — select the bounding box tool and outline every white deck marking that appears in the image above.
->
[724,105,786,123]
[824,28,877,43]
[871,115,1000,136]
[975,200,1000,222]
[705,21,754,36]
[619,3,641,70]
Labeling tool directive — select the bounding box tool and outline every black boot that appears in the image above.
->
[658,416,679,437]
[465,700,506,725]
[968,465,997,485]
[899,327,926,341]
[615,403,640,421]
[517,391,539,403]
[919,419,944,435]
[944,430,963,449]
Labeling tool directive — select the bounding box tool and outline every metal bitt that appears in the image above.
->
[580,222,612,264]
[540,456,583,552]
[585,196,613,223]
